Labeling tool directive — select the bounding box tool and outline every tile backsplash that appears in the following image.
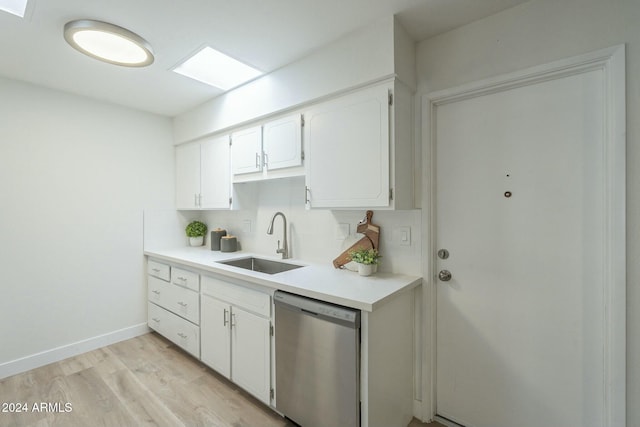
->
[145,177,422,276]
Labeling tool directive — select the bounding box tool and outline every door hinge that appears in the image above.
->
[301,150,305,161]
[270,388,274,399]
[301,115,305,127]
[229,197,232,206]
[388,92,393,106]
[229,136,232,146]
[389,188,394,201]
[270,324,274,336]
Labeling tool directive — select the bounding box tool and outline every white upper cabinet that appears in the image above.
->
[176,134,231,210]
[262,114,303,171]
[231,126,263,175]
[232,115,304,182]
[176,142,201,209]
[200,135,231,209]
[304,80,413,209]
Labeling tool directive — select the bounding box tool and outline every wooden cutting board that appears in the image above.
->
[333,210,380,269]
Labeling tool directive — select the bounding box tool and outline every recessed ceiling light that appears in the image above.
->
[0,0,28,17]
[173,46,262,90]
[64,20,154,67]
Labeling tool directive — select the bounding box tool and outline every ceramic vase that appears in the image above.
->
[357,263,375,277]
[189,236,204,246]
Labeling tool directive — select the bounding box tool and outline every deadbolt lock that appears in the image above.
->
[437,249,449,260]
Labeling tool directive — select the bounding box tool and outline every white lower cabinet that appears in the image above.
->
[201,276,272,405]
[200,295,231,377]
[147,260,200,358]
[148,302,200,358]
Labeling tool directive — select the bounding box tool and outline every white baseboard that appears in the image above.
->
[0,323,151,380]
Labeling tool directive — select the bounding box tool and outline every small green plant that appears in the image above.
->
[348,247,381,265]
[185,220,207,237]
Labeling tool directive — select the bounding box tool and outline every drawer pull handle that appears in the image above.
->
[152,317,160,322]
[177,333,188,339]
[178,302,188,307]
[152,290,161,295]
[231,313,237,328]
[223,308,229,326]
[152,268,160,273]
[177,276,187,281]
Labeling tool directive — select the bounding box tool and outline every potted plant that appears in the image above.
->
[348,247,381,276]
[185,220,207,246]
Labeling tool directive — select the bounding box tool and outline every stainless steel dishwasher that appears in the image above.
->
[274,290,361,427]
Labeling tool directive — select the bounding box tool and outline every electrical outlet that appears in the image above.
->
[242,220,252,233]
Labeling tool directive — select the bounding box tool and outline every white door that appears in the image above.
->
[175,142,200,209]
[231,306,271,404]
[200,295,231,378]
[262,114,302,171]
[200,134,230,209]
[433,61,621,426]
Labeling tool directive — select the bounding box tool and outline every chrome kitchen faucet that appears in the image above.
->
[267,212,289,259]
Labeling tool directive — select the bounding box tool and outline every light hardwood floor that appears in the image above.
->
[0,332,444,427]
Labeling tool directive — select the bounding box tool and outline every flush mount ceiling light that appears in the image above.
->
[173,46,262,90]
[64,20,154,67]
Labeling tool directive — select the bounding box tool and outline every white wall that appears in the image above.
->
[415,0,640,423]
[198,178,422,276]
[0,77,174,376]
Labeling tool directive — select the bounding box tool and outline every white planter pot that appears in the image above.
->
[357,263,375,277]
[189,236,204,247]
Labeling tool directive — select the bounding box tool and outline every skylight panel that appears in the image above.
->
[173,46,263,91]
[0,0,28,17]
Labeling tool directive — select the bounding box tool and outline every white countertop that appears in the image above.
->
[144,247,422,312]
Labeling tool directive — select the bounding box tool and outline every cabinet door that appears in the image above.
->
[263,114,302,171]
[200,134,231,209]
[305,84,390,208]
[201,295,231,378]
[231,126,262,175]
[175,142,201,209]
[231,306,271,404]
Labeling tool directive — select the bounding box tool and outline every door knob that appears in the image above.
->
[438,270,452,282]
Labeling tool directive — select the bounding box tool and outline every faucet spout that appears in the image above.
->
[267,212,289,259]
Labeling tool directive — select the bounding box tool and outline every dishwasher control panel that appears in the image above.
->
[274,290,360,326]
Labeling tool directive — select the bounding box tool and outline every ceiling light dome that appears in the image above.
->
[64,20,154,67]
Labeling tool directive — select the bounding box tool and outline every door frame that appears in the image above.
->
[418,45,626,427]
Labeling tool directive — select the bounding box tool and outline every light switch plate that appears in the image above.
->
[394,226,411,246]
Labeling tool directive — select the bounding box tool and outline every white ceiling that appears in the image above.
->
[0,0,527,117]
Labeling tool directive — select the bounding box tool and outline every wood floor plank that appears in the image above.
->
[57,367,136,427]
[102,368,186,427]
[0,362,66,427]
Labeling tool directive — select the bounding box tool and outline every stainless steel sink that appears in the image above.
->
[217,257,305,274]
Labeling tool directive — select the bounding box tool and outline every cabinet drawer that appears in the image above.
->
[148,302,200,358]
[172,267,200,292]
[148,260,170,281]
[201,276,271,318]
[148,276,200,325]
